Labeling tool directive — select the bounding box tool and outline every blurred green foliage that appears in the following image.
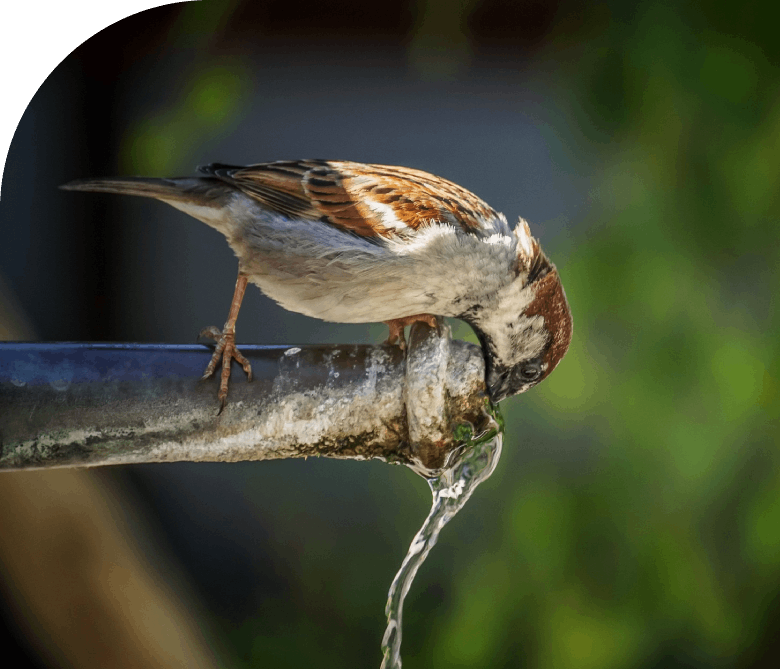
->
[120,61,249,174]
[120,0,249,174]
[432,2,780,667]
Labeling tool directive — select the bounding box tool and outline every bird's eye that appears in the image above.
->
[519,363,541,381]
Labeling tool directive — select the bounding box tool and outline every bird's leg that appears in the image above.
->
[383,314,439,351]
[199,272,253,412]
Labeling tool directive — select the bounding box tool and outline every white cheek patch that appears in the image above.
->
[511,316,548,362]
[477,277,547,365]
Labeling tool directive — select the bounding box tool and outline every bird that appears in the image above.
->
[61,160,573,410]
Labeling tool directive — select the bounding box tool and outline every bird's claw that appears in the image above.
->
[384,330,407,352]
[383,314,439,352]
[198,326,253,412]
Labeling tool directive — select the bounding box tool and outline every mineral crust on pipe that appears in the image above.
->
[0,324,489,471]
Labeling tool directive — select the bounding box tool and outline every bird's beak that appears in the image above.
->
[486,368,510,403]
[472,326,511,403]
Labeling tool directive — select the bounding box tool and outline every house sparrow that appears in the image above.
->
[61,160,572,409]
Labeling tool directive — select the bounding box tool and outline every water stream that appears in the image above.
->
[380,408,505,668]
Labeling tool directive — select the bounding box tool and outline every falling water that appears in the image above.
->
[380,408,504,668]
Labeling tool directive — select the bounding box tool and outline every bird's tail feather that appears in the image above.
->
[59,176,231,209]
[59,176,239,230]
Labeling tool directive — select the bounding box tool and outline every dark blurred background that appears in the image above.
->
[1,0,779,667]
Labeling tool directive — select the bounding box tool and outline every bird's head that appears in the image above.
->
[462,219,573,402]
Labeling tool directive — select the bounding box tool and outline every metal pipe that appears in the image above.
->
[0,323,492,472]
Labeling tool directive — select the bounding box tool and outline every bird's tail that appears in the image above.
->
[60,176,235,229]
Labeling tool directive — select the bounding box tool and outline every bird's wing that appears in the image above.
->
[198,160,504,241]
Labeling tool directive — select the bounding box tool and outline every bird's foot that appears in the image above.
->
[383,314,439,352]
[199,325,253,413]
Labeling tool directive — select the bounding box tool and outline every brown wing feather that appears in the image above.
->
[339,163,500,233]
[200,160,500,240]
[203,161,320,221]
